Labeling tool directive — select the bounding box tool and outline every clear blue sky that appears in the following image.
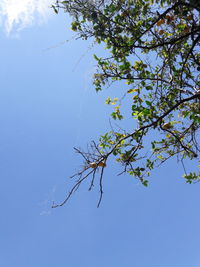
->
[0,5,200,267]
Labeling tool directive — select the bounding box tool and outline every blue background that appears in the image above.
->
[0,11,200,267]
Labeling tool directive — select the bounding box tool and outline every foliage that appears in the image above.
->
[52,0,200,207]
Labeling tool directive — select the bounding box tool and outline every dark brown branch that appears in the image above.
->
[97,166,105,208]
[52,168,95,208]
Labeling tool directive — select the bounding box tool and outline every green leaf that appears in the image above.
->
[52,5,58,14]
[142,180,149,187]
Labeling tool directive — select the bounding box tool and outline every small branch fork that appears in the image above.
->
[52,142,108,208]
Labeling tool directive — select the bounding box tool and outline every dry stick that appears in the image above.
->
[97,165,105,208]
[88,168,97,191]
[52,168,95,208]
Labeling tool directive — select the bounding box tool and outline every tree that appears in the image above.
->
[51,0,200,208]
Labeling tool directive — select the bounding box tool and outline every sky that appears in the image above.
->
[0,1,200,267]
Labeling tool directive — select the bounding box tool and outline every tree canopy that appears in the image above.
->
[52,0,200,207]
